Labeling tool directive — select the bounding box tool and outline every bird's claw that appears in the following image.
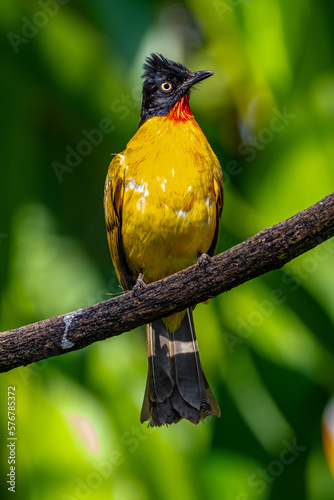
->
[197,253,212,271]
[132,273,146,297]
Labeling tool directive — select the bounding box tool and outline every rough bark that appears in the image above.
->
[0,192,333,373]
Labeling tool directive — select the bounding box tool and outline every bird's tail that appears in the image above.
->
[140,308,220,427]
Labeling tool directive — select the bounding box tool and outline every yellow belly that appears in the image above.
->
[113,115,221,331]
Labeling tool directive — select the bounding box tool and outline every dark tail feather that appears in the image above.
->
[140,309,220,427]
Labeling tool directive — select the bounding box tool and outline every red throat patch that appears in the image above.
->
[167,95,194,122]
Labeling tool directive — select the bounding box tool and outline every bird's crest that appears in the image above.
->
[142,53,189,81]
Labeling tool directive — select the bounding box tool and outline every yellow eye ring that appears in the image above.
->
[161,81,172,92]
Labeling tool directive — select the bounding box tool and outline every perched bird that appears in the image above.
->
[104,53,223,426]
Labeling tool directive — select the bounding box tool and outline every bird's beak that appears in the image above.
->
[185,70,214,89]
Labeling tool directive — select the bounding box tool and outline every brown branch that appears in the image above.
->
[1,192,334,373]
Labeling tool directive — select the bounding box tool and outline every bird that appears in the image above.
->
[104,53,223,426]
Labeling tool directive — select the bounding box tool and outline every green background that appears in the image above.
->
[1,0,334,499]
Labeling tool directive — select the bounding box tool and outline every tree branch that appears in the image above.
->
[1,192,334,373]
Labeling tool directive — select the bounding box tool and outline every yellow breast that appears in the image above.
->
[119,114,222,284]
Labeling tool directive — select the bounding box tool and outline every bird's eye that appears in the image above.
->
[161,81,172,92]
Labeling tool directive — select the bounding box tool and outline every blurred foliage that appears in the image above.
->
[0,0,334,499]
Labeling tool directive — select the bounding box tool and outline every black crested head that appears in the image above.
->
[138,53,213,127]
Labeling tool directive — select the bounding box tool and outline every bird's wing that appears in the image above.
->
[104,154,135,290]
[208,157,224,257]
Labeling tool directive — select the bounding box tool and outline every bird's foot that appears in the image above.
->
[132,272,146,297]
[197,253,212,271]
